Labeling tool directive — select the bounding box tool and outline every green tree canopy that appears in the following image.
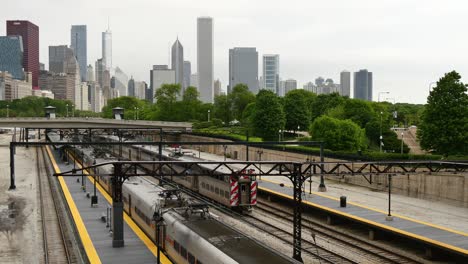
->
[310,93,346,122]
[154,84,181,121]
[418,71,468,155]
[252,90,285,140]
[181,86,202,121]
[101,96,147,119]
[284,89,311,131]
[309,116,366,151]
[229,84,255,121]
[213,94,232,125]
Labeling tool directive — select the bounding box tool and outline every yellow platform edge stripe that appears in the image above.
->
[45,146,102,264]
[68,153,172,263]
[259,181,468,255]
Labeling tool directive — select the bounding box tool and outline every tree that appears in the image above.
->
[229,84,255,121]
[101,96,147,119]
[252,90,285,140]
[310,93,346,122]
[418,71,468,155]
[154,84,181,121]
[284,89,311,132]
[213,94,232,125]
[309,116,366,151]
[181,86,202,121]
[335,99,376,127]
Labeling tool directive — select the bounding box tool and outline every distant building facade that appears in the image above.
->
[197,17,214,103]
[340,70,351,97]
[214,79,221,96]
[70,25,87,81]
[150,65,175,101]
[183,61,191,88]
[0,71,32,101]
[128,76,135,97]
[48,45,77,74]
[102,29,112,70]
[354,69,373,101]
[283,79,297,95]
[6,20,39,88]
[228,47,258,94]
[0,36,24,80]
[262,54,280,95]
[113,66,128,97]
[171,38,184,92]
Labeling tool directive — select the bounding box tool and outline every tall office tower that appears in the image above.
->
[150,65,175,100]
[7,20,39,88]
[70,25,87,81]
[135,81,147,99]
[228,47,258,94]
[283,79,297,95]
[214,79,221,96]
[340,70,351,97]
[197,17,214,103]
[39,63,45,71]
[102,29,112,70]
[190,74,198,90]
[49,45,77,74]
[303,82,316,93]
[183,61,191,88]
[86,64,95,82]
[128,76,135,97]
[171,38,184,91]
[315,76,324,86]
[88,82,101,112]
[0,36,24,80]
[113,67,128,97]
[39,72,75,101]
[262,54,280,95]
[95,58,110,105]
[353,69,373,101]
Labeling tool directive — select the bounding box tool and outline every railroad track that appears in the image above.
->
[37,146,72,264]
[256,199,423,264]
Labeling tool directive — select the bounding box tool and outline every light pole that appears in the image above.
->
[134,107,137,120]
[6,105,9,118]
[72,104,75,117]
[278,129,281,142]
[378,91,390,102]
[401,132,404,154]
[380,111,383,153]
[207,110,211,122]
[136,107,139,120]
[66,104,69,118]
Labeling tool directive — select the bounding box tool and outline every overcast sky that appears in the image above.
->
[2,0,468,104]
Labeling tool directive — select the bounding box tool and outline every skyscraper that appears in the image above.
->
[71,25,87,81]
[197,17,214,103]
[214,79,221,96]
[229,47,258,94]
[283,79,297,95]
[114,66,128,97]
[128,76,135,97]
[7,20,39,88]
[87,64,95,82]
[183,61,191,88]
[340,71,351,97]
[171,38,184,92]
[0,36,24,80]
[354,69,373,101]
[102,29,112,70]
[48,45,76,74]
[150,65,175,101]
[262,54,280,95]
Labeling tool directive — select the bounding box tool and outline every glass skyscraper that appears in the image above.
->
[229,47,258,94]
[262,54,280,95]
[71,25,87,81]
[0,36,24,80]
[197,17,214,103]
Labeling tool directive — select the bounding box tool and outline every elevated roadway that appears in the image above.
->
[0,117,192,130]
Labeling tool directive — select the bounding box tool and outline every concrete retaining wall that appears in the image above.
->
[170,134,468,207]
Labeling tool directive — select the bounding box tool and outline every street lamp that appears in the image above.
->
[207,110,211,122]
[66,104,69,118]
[378,91,390,102]
[278,129,282,142]
[6,105,9,118]
[380,111,383,153]
[134,107,137,120]
[401,132,404,154]
[72,104,75,117]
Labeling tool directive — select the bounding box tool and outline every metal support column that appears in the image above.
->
[158,129,163,185]
[111,163,125,247]
[318,143,326,192]
[291,163,303,262]
[386,174,393,221]
[38,129,41,140]
[246,131,249,161]
[25,128,28,148]
[9,144,16,190]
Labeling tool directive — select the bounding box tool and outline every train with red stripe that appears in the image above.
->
[97,136,258,212]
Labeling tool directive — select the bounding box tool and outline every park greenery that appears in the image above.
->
[2,71,465,158]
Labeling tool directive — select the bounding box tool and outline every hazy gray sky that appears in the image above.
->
[2,0,468,104]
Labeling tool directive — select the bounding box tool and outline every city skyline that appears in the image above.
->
[3,1,468,103]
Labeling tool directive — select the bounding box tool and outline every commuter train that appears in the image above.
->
[96,135,258,212]
[50,139,296,264]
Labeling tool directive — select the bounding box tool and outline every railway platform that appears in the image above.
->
[45,146,171,264]
[258,178,468,260]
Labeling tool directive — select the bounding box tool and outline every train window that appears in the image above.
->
[188,252,195,264]
[210,185,214,192]
[224,191,229,199]
[215,187,219,195]
[201,182,205,188]
[241,185,246,192]
[173,240,180,253]
[180,246,188,259]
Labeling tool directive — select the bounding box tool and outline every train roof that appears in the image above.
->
[168,209,297,264]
